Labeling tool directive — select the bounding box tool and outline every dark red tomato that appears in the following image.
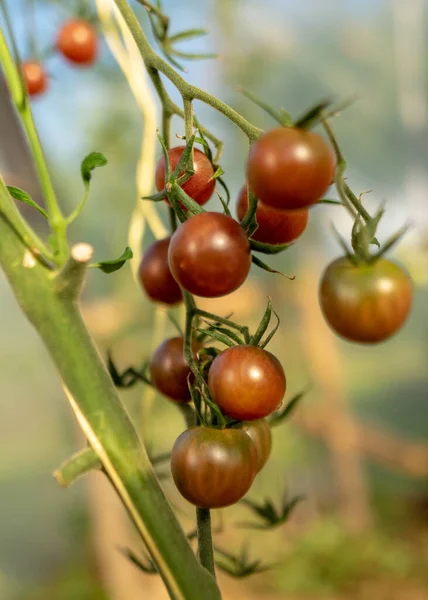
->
[246,127,335,210]
[155,146,215,206]
[22,61,48,97]
[240,419,272,472]
[168,212,251,298]
[138,237,182,305]
[208,345,286,420]
[150,337,200,402]
[171,426,257,508]
[319,257,413,343]
[236,185,308,245]
[57,19,98,65]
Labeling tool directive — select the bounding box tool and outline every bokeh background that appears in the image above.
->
[1,0,428,599]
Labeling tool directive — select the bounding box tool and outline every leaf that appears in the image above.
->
[217,177,231,205]
[7,186,48,218]
[91,246,133,274]
[294,99,333,130]
[194,327,235,348]
[238,495,304,529]
[252,255,295,280]
[211,165,225,180]
[118,547,158,574]
[249,298,272,346]
[260,307,280,349]
[269,388,309,427]
[317,198,342,206]
[217,193,231,217]
[250,239,291,255]
[81,152,108,185]
[169,28,208,43]
[238,87,288,126]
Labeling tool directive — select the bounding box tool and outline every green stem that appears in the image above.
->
[195,308,251,343]
[196,508,216,578]
[54,447,102,487]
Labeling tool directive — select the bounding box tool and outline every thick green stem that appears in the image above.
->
[196,508,216,578]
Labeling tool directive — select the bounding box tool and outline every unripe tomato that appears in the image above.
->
[22,61,48,97]
[138,237,182,305]
[150,337,200,402]
[208,345,286,420]
[171,426,258,508]
[246,127,335,210]
[319,257,413,343]
[240,419,272,472]
[236,185,308,245]
[155,146,215,206]
[168,212,251,298]
[57,19,98,65]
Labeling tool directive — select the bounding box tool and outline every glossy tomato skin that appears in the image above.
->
[57,19,98,65]
[168,212,251,298]
[236,185,308,245]
[208,345,286,420]
[22,61,48,96]
[319,257,413,343]
[171,426,258,508]
[240,419,272,472]
[246,127,335,210]
[150,337,200,402]
[138,237,182,305]
[155,146,215,206]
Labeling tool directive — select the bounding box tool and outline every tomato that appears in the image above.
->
[236,185,308,245]
[155,146,215,206]
[22,61,48,97]
[246,127,335,210]
[240,419,272,472]
[319,257,413,343]
[138,237,182,305]
[150,337,200,402]
[208,345,286,420]
[57,19,98,65]
[168,212,251,298]
[171,426,257,508]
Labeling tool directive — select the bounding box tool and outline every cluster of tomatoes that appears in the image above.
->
[22,19,98,97]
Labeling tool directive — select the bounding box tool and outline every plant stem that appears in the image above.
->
[196,508,216,578]
[54,447,101,487]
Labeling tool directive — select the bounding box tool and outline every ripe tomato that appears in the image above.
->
[236,185,308,245]
[171,426,257,508]
[150,337,200,402]
[138,237,182,305]
[168,212,251,298]
[155,146,215,206]
[57,19,98,65]
[240,419,272,472]
[246,127,335,210]
[319,257,413,343]
[208,345,286,420]
[22,61,48,97]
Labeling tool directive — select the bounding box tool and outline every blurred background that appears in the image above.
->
[1,0,428,598]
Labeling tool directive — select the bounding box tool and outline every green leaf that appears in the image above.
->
[118,547,158,574]
[269,388,309,427]
[7,186,48,218]
[211,165,225,180]
[294,99,333,130]
[252,255,295,280]
[249,298,272,346]
[81,152,108,185]
[91,246,133,274]
[317,198,342,206]
[217,177,231,204]
[250,239,291,255]
[238,87,289,126]
[169,28,208,43]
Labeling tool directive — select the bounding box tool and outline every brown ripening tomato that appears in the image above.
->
[57,19,98,65]
[208,345,286,420]
[155,146,215,206]
[236,185,308,245]
[138,237,182,305]
[168,212,251,298]
[22,61,48,97]
[171,426,258,508]
[246,127,335,210]
[150,337,200,402]
[240,419,272,472]
[319,257,413,343]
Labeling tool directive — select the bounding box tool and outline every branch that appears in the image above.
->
[54,447,101,487]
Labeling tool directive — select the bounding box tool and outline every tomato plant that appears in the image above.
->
[138,237,182,305]
[168,212,252,298]
[240,419,272,472]
[156,146,216,206]
[246,127,335,210]
[236,184,308,245]
[57,19,98,65]
[319,257,413,343]
[22,61,47,96]
[150,336,200,402]
[170,426,258,508]
[208,345,286,420]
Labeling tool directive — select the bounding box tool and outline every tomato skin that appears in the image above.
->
[155,146,215,206]
[236,185,308,245]
[240,419,272,472]
[319,257,413,343]
[171,426,258,508]
[138,237,182,305]
[57,19,98,65]
[246,127,335,210]
[22,62,48,96]
[150,337,200,402]
[208,345,286,420]
[168,212,251,298]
